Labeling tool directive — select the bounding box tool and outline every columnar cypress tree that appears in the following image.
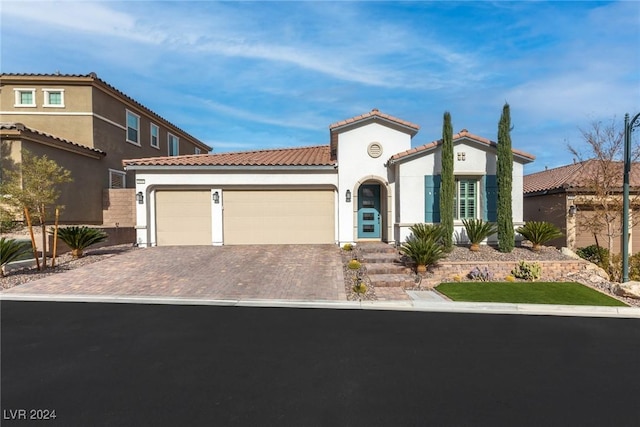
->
[440,111,454,251]
[497,103,514,252]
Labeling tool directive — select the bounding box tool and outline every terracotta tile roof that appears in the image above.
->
[389,129,535,162]
[329,108,420,134]
[123,145,335,167]
[524,159,640,194]
[0,122,106,157]
[0,73,211,152]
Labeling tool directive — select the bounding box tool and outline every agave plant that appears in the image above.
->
[0,237,32,277]
[408,223,446,244]
[52,226,108,258]
[400,234,445,273]
[462,218,497,251]
[516,221,563,251]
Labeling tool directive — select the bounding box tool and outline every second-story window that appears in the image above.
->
[43,89,65,107]
[168,133,179,156]
[195,147,201,155]
[126,110,140,145]
[150,123,159,148]
[14,88,36,107]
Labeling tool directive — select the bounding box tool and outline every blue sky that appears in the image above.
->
[2,1,639,173]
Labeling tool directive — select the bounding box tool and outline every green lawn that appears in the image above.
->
[436,282,627,307]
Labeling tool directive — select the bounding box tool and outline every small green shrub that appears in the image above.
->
[50,226,107,258]
[352,281,367,295]
[347,259,362,270]
[409,223,446,244]
[342,243,353,251]
[0,237,32,276]
[462,219,497,250]
[576,245,609,268]
[511,261,542,281]
[400,235,445,270]
[516,221,563,251]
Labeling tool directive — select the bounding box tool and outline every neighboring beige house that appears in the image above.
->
[523,159,640,254]
[0,72,211,224]
[124,109,535,247]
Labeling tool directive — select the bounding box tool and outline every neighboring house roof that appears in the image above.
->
[123,145,335,168]
[523,159,640,194]
[329,108,420,136]
[388,129,535,164]
[0,122,106,159]
[0,73,212,152]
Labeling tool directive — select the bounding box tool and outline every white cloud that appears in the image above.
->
[1,0,162,43]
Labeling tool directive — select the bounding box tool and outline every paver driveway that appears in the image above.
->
[2,245,346,301]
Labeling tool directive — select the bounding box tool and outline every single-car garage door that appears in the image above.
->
[156,190,212,246]
[223,190,335,244]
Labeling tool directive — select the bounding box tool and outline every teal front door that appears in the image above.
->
[358,184,381,239]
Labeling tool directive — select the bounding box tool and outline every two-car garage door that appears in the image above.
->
[223,190,334,244]
[155,189,334,245]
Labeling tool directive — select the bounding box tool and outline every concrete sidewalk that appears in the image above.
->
[2,245,639,318]
[2,292,639,319]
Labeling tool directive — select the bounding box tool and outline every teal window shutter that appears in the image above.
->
[424,175,441,223]
[484,175,497,222]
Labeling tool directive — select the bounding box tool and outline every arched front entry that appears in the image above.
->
[353,177,391,242]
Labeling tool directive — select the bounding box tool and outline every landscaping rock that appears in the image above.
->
[613,282,640,299]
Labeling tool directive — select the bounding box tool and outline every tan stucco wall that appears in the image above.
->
[1,83,95,146]
[2,139,105,224]
[523,193,567,248]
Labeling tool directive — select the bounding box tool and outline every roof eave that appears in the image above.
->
[124,164,337,172]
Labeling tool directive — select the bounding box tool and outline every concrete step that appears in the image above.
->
[368,273,417,288]
[357,243,398,254]
[360,253,400,264]
[365,263,409,275]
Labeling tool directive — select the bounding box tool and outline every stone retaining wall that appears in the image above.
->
[432,260,596,282]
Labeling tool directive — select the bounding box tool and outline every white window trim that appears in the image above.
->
[13,88,36,107]
[195,147,201,155]
[168,133,179,156]
[126,109,141,146]
[150,123,160,149]
[454,177,480,222]
[108,169,127,189]
[42,88,65,108]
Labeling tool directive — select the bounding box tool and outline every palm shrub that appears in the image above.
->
[462,219,497,251]
[409,223,446,244]
[0,238,33,277]
[52,226,108,258]
[516,221,563,251]
[400,234,445,273]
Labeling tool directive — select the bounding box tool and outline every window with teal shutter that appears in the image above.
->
[424,175,441,223]
[484,175,497,222]
[456,179,476,219]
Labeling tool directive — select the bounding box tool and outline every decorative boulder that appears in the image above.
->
[613,281,640,299]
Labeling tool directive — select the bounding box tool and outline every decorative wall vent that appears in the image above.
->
[368,142,383,158]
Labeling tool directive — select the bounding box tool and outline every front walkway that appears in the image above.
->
[2,245,346,301]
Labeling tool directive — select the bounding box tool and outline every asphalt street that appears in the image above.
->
[2,301,640,426]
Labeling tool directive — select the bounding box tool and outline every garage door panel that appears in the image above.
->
[224,190,334,244]
[156,191,212,246]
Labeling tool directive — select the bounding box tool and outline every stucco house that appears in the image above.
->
[0,73,211,225]
[124,109,535,247]
[524,159,640,254]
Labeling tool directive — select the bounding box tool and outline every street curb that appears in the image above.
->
[2,293,639,318]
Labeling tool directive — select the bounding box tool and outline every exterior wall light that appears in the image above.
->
[213,191,220,204]
[568,205,576,216]
[136,191,144,204]
[345,190,352,203]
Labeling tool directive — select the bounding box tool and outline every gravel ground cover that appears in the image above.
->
[1,244,135,290]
